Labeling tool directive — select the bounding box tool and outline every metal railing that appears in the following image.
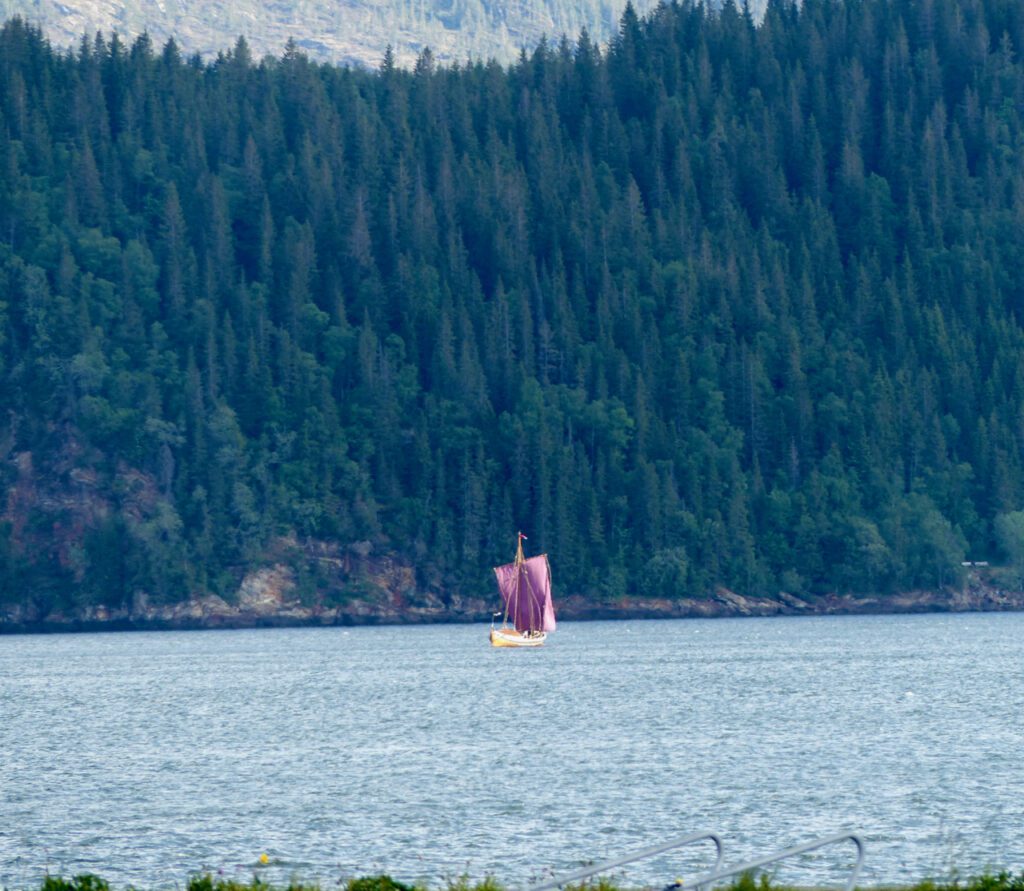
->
[680,832,865,891]
[526,831,863,891]
[527,831,725,891]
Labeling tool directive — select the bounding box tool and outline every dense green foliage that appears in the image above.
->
[28,871,1024,891]
[41,877,113,891]
[2,0,1024,615]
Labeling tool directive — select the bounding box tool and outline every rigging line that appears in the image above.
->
[499,532,526,631]
[515,563,521,630]
[499,566,511,629]
[514,532,529,632]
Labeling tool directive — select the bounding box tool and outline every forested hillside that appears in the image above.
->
[2,0,1024,621]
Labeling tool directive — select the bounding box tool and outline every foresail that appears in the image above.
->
[493,561,519,610]
[493,560,529,631]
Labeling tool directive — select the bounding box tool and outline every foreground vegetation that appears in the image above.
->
[4,0,1024,615]
[26,871,1024,891]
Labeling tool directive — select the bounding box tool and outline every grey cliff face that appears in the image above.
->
[0,0,766,67]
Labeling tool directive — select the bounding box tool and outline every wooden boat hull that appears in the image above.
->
[490,628,546,648]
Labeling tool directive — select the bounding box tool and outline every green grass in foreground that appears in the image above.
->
[28,871,1024,891]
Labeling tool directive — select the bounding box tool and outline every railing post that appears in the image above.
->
[527,831,725,891]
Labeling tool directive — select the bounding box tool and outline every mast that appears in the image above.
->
[515,531,541,632]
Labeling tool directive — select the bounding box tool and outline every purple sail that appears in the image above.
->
[494,554,557,633]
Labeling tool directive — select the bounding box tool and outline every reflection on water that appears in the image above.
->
[1,613,1022,889]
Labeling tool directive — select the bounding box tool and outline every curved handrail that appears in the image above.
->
[681,832,865,891]
[527,831,725,891]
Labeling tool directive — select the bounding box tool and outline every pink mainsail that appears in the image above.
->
[494,554,557,633]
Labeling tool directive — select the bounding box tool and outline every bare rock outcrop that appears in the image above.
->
[4,563,1024,634]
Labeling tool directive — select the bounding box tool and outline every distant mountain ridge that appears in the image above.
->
[0,0,759,66]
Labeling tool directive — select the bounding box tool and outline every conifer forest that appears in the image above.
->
[2,0,1024,617]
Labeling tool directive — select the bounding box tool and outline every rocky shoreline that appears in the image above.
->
[2,565,1023,634]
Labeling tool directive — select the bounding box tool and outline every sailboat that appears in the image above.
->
[489,532,557,647]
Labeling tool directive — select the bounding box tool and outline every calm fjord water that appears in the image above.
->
[1,614,1022,889]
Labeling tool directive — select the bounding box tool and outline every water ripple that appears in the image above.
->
[1,614,1023,889]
